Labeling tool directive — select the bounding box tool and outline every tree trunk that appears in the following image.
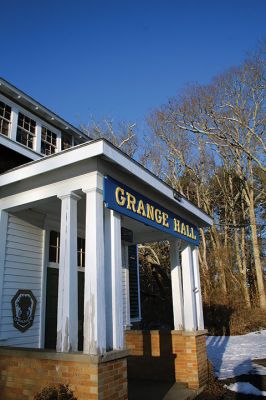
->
[249,191,266,309]
[232,209,251,308]
[209,225,227,299]
[241,224,251,308]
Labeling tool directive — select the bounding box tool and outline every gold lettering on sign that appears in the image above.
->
[191,228,197,240]
[162,212,169,228]
[174,218,180,233]
[113,184,197,242]
[181,223,187,236]
[137,199,146,217]
[146,204,155,220]
[155,208,162,224]
[126,192,137,212]
[115,187,126,206]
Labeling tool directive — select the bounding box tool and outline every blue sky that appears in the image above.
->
[1,0,266,131]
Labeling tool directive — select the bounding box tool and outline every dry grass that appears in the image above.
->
[204,305,266,336]
[229,308,266,336]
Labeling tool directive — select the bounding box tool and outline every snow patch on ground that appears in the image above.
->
[224,382,266,397]
[252,363,266,376]
[206,330,266,379]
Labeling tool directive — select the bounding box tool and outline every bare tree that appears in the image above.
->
[147,48,266,308]
[82,118,138,157]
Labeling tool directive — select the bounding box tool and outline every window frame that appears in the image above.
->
[61,132,73,150]
[77,237,85,270]
[0,100,11,137]
[48,230,85,272]
[0,93,62,154]
[41,126,57,155]
[16,112,36,149]
[48,230,60,265]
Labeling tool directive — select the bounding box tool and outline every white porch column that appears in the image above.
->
[111,210,123,348]
[192,247,204,330]
[0,210,8,332]
[169,239,184,330]
[104,208,112,350]
[105,209,124,350]
[56,192,80,352]
[181,244,197,331]
[83,174,106,355]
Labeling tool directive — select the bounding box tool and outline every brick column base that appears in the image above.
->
[125,330,208,389]
[0,347,128,400]
[172,330,208,388]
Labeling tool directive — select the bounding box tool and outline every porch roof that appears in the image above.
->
[0,138,212,227]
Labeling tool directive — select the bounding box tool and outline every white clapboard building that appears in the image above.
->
[0,78,212,400]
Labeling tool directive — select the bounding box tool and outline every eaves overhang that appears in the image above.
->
[0,133,43,161]
[0,77,90,142]
[0,138,213,227]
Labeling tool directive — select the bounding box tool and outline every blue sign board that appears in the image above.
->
[103,176,199,245]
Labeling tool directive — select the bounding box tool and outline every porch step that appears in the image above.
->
[163,382,200,400]
[128,379,200,400]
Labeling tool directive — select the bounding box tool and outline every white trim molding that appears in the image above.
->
[0,139,212,227]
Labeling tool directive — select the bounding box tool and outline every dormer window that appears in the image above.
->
[61,133,72,150]
[16,112,36,149]
[74,138,82,146]
[0,101,11,136]
[41,127,57,155]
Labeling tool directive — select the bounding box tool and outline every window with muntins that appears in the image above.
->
[61,133,72,150]
[77,237,85,268]
[41,127,57,155]
[48,230,85,268]
[16,112,36,149]
[0,101,11,136]
[49,231,60,263]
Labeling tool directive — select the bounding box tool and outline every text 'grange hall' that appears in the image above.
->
[0,78,212,400]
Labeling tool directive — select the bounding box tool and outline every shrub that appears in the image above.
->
[34,384,77,400]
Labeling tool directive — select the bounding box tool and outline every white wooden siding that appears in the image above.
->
[0,214,44,348]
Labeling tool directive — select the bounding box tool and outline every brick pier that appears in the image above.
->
[125,330,208,389]
[0,348,128,400]
[0,330,208,399]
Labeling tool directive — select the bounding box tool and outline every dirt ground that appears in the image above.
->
[195,359,266,400]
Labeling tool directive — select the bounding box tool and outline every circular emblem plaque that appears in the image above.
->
[11,289,37,332]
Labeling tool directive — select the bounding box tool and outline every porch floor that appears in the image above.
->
[128,379,200,400]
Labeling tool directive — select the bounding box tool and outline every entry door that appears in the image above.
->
[44,268,84,350]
